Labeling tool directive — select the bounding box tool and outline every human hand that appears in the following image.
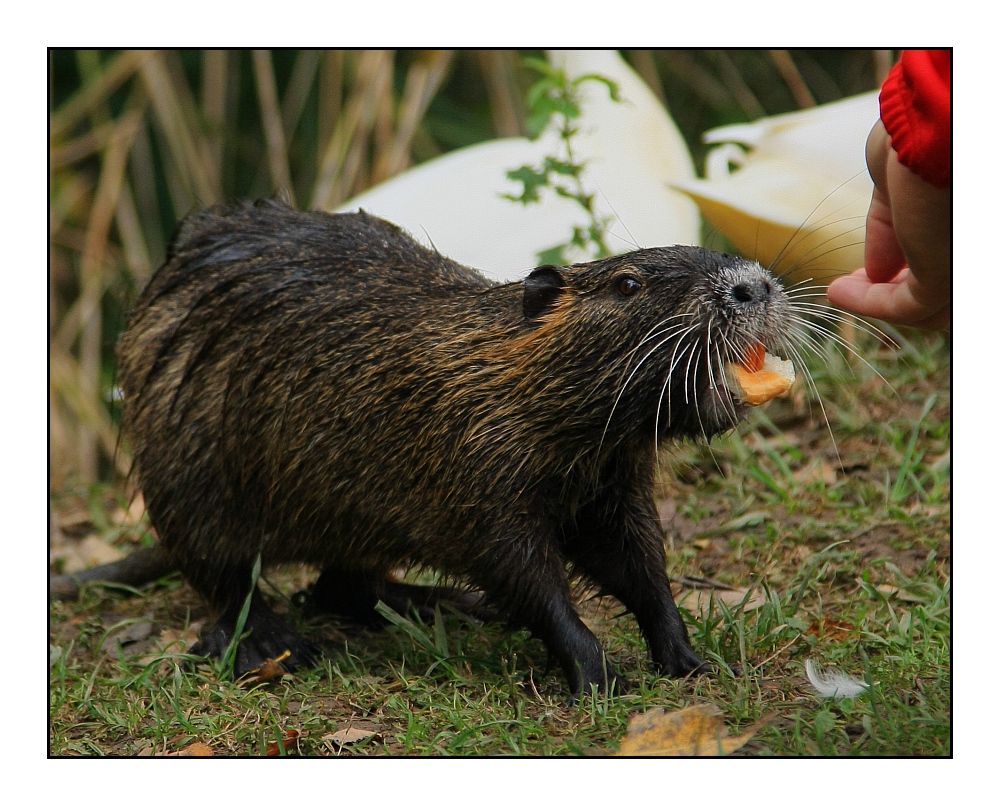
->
[826,120,951,330]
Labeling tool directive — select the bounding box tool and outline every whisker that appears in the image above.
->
[581,313,694,410]
[657,334,700,440]
[785,287,841,300]
[599,189,642,252]
[779,277,829,296]
[680,338,715,445]
[764,168,869,274]
[708,333,740,426]
[789,301,895,351]
[780,334,844,470]
[775,232,866,281]
[654,337,697,443]
[600,317,698,453]
[789,301,895,347]
[791,317,898,397]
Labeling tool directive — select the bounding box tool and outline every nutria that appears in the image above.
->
[110,199,797,696]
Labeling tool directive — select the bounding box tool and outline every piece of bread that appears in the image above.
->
[726,347,795,406]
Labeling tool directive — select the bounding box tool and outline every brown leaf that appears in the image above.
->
[266,729,300,756]
[100,617,156,656]
[615,704,757,757]
[53,503,93,535]
[806,617,856,639]
[875,584,927,603]
[792,458,837,486]
[325,727,379,746]
[151,625,201,654]
[242,649,291,686]
[159,741,213,757]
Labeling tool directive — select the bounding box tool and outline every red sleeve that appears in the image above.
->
[879,49,952,188]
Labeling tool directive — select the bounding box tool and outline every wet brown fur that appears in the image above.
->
[117,199,793,695]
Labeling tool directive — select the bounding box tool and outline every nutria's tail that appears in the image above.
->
[49,546,176,601]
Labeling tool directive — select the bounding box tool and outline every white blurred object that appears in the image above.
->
[672,92,879,285]
[804,659,870,700]
[337,50,700,282]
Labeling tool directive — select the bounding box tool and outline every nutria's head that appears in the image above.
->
[516,245,795,445]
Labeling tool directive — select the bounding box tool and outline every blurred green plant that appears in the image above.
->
[503,57,620,264]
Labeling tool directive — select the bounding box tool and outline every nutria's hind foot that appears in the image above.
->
[305,566,489,626]
[191,592,320,677]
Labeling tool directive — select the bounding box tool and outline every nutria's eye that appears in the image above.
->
[616,275,643,297]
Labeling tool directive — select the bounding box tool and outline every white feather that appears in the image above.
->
[804,659,870,699]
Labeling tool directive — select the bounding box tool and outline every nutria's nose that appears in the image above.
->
[731,278,775,304]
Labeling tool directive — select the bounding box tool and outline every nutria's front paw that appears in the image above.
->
[661,646,712,678]
[191,614,319,677]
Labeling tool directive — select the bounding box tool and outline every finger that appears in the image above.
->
[863,188,907,284]
[863,122,907,283]
[826,270,949,330]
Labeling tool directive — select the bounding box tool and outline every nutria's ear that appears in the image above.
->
[523,265,565,320]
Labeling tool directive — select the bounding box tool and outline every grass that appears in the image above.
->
[49,327,950,756]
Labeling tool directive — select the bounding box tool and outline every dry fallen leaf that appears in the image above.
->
[875,584,927,603]
[177,742,214,757]
[266,729,300,756]
[656,499,677,531]
[806,617,856,639]
[51,503,93,535]
[149,741,213,757]
[792,458,838,486]
[100,618,156,656]
[615,704,758,757]
[325,727,380,747]
[241,649,291,686]
[138,625,204,668]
